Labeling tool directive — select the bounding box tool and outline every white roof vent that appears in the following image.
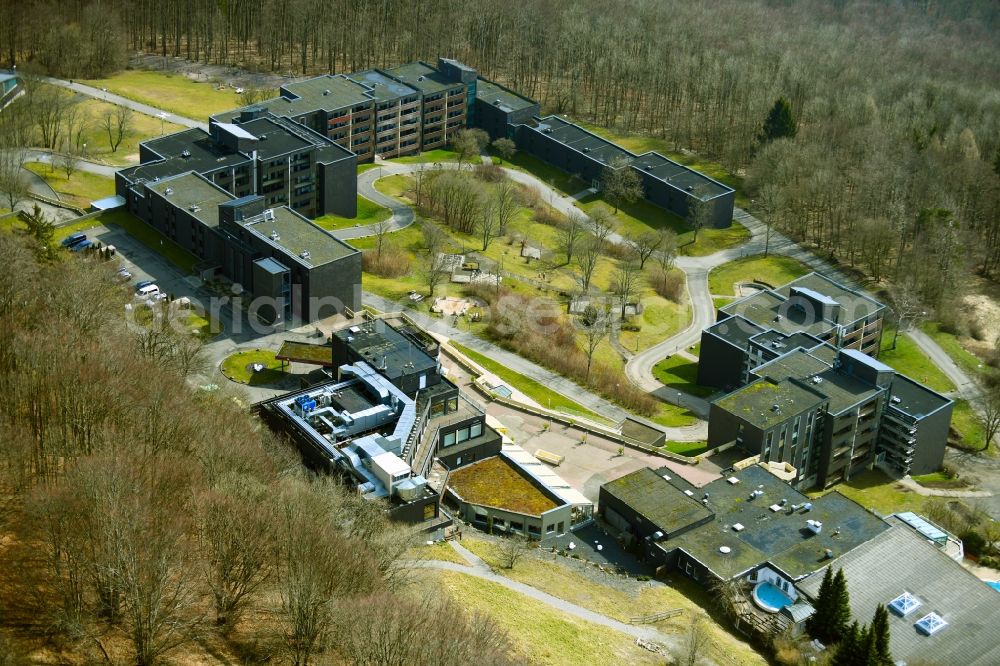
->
[719,546,731,554]
[726,476,740,485]
[806,519,823,535]
[889,591,922,617]
[812,376,823,384]
[732,523,745,532]
[891,396,902,404]
[683,490,694,497]
[180,149,191,158]
[270,230,280,241]
[299,250,310,260]
[164,187,173,195]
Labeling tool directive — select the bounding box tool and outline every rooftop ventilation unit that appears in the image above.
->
[323,90,331,96]
[180,149,191,158]
[164,187,173,195]
[719,546,731,554]
[270,230,280,241]
[683,489,694,497]
[299,250,310,260]
[582,147,590,153]
[417,76,425,81]
[812,376,823,384]
[188,204,200,213]
[806,519,823,535]
[726,476,740,485]
[686,185,694,191]
[891,396,902,404]
[824,548,834,559]
[732,523,745,532]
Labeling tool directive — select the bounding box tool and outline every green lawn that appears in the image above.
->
[663,440,709,457]
[497,150,586,195]
[708,255,811,296]
[313,195,391,231]
[809,469,930,515]
[651,402,699,428]
[390,148,481,165]
[24,162,115,209]
[878,332,955,393]
[373,174,414,201]
[96,208,200,273]
[922,322,994,382]
[220,349,288,385]
[574,119,748,207]
[357,163,381,174]
[652,355,715,398]
[450,342,611,425]
[618,292,692,354]
[81,70,253,120]
[911,471,967,489]
[75,97,184,164]
[951,399,990,453]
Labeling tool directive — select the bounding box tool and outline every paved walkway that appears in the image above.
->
[403,542,675,646]
[43,77,208,131]
[897,476,993,498]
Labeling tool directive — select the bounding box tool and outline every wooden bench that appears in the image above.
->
[534,449,564,466]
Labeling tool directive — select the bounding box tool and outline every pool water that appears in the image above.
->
[753,581,794,613]
[988,581,1000,593]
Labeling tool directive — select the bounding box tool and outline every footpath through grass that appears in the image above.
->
[878,332,955,394]
[313,195,391,231]
[24,163,115,209]
[449,342,611,425]
[82,70,251,120]
[708,254,811,295]
[652,355,715,398]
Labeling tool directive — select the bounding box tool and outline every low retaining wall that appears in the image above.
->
[440,342,697,465]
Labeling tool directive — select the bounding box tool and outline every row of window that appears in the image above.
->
[441,421,484,447]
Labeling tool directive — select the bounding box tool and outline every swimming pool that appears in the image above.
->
[988,581,1000,593]
[752,581,794,613]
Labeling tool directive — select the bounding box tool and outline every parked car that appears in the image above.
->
[135,284,162,300]
[70,239,93,252]
[61,233,87,248]
[116,267,133,280]
[134,280,154,291]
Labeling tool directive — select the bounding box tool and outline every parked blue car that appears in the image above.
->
[61,232,87,248]
[70,239,93,252]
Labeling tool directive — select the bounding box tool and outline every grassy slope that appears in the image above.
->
[878,331,955,394]
[450,341,609,424]
[808,469,930,515]
[652,356,714,398]
[81,70,251,120]
[708,255,811,295]
[24,163,115,209]
[220,349,286,385]
[459,538,767,666]
[313,195,391,231]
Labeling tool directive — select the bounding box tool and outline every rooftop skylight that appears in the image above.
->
[888,591,922,617]
[914,612,947,636]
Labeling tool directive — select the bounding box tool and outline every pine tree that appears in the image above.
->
[831,621,864,666]
[806,567,834,641]
[807,567,852,644]
[868,603,894,666]
[830,568,852,642]
[760,97,797,144]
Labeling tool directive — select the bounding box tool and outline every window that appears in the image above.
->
[914,612,947,636]
[470,422,483,438]
[546,524,555,534]
[442,432,456,447]
[455,428,469,444]
[509,521,523,533]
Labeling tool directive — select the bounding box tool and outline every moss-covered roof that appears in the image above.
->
[448,456,559,517]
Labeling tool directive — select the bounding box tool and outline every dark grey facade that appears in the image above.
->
[708,346,953,488]
[474,78,541,140]
[513,115,735,227]
[124,171,361,323]
[0,71,21,110]
[698,272,887,392]
[118,110,358,220]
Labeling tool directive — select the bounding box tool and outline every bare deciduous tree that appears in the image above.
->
[560,211,586,264]
[421,221,449,297]
[611,256,641,318]
[681,615,711,666]
[578,303,610,381]
[0,147,29,212]
[625,229,662,269]
[575,237,602,292]
[496,535,530,570]
[600,157,642,213]
[492,137,516,162]
[102,105,134,153]
[492,178,517,236]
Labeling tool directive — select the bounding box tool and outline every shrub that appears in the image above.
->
[534,206,567,228]
[361,246,409,278]
[474,163,504,182]
[605,241,634,261]
[652,269,685,302]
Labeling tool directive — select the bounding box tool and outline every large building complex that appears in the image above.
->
[698,273,951,488]
[513,115,736,227]
[599,465,998,661]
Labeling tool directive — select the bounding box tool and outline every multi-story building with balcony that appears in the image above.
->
[698,272,887,392]
[707,344,953,489]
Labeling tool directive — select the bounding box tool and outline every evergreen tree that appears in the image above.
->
[807,567,852,644]
[806,567,834,640]
[868,603,893,666]
[993,143,1000,179]
[760,97,797,144]
[831,621,865,666]
[830,568,852,642]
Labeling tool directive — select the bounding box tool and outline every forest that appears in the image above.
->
[3,0,1000,327]
[0,231,521,664]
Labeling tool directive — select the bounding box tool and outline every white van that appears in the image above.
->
[135,284,162,300]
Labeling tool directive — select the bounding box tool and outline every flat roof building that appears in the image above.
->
[513,115,735,227]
